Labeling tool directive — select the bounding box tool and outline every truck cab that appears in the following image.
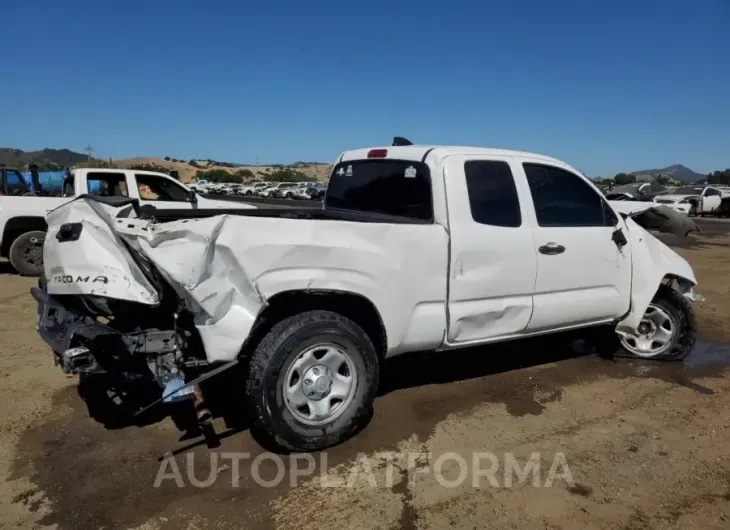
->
[61,168,243,210]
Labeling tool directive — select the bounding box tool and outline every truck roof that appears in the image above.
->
[69,167,173,177]
[338,145,571,170]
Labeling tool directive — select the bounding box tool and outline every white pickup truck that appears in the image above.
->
[0,168,253,275]
[33,141,702,452]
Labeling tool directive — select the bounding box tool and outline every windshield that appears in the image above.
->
[673,186,704,195]
[326,159,433,220]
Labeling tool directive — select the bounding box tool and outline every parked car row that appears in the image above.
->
[189,180,327,201]
[601,182,730,217]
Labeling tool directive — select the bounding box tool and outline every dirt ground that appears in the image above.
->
[2,221,730,529]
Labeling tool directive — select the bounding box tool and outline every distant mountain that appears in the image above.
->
[0,148,88,170]
[629,164,706,184]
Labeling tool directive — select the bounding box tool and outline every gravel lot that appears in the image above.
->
[2,220,730,529]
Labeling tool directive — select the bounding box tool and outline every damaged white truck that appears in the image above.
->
[32,141,703,452]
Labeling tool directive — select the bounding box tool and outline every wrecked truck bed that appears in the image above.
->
[40,195,449,366]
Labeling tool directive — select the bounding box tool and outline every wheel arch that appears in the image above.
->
[241,289,388,361]
[1,216,47,257]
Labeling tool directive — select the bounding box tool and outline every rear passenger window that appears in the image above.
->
[87,172,128,197]
[464,161,521,227]
[326,160,433,221]
[524,164,608,227]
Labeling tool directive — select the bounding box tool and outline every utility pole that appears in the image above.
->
[256,156,259,166]
[85,144,94,164]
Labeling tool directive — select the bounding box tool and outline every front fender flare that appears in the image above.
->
[615,218,698,333]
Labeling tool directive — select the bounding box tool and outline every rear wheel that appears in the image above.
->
[9,230,46,276]
[613,285,696,361]
[245,310,379,452]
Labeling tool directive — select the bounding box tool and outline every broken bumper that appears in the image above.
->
[30,286,107,374]
[687,291,706,303]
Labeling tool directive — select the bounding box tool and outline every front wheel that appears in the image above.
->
[9,230,46,276]
[245,310,379,452]
[614,285,697,361]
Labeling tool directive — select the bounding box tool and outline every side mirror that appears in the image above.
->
[612,228,628,248]
[188,189,198,203]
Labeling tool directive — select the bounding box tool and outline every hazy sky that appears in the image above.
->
[2,0,728,176]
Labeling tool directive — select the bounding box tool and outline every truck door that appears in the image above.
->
[131,173,196,210]
[520,162,632,332]
[701,187,722,213]
[443,156,538,344]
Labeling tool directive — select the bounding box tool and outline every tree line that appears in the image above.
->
[708,169,730,185]
[194,167,312,184]
[597,169,730,187]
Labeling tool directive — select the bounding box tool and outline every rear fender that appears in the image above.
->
[44,198,160,305]
[616,218,697,333]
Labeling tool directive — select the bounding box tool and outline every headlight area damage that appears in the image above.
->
[608,201,701,238]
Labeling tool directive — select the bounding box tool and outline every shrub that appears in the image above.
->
[263,168,310,182]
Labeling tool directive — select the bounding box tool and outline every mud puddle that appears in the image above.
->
[10,334,730,530]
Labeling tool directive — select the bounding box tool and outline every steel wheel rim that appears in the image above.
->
[619,303,677,358]
[282,343,357,426]
[24,236,44,267]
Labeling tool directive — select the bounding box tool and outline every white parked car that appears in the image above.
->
[188,179,210,193]
[653,185,728,216]
[33,141,702,452]
[270,182,301,198]
[239,182,270,196]
[258,183,285,197]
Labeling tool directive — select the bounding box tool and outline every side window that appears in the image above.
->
[705,188,720,196]
[464,160,521,227]
[136,174,190,202]
[326,160,433,221]
[87,173,128,197]
[63,175,75,197]
[5,170,28,196]
[524,164,610,227]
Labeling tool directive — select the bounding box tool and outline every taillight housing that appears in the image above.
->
[367,149,387,158]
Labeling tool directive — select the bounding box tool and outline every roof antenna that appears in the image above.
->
[392,136,413,146]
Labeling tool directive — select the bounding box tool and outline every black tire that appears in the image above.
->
[77,373,166,429]
[608,284,696,361]
[245,310,379,452]
[8,230,46,277]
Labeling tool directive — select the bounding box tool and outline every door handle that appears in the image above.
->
[538,242,565,255]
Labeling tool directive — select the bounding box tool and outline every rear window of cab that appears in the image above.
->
[325,159,433,221]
